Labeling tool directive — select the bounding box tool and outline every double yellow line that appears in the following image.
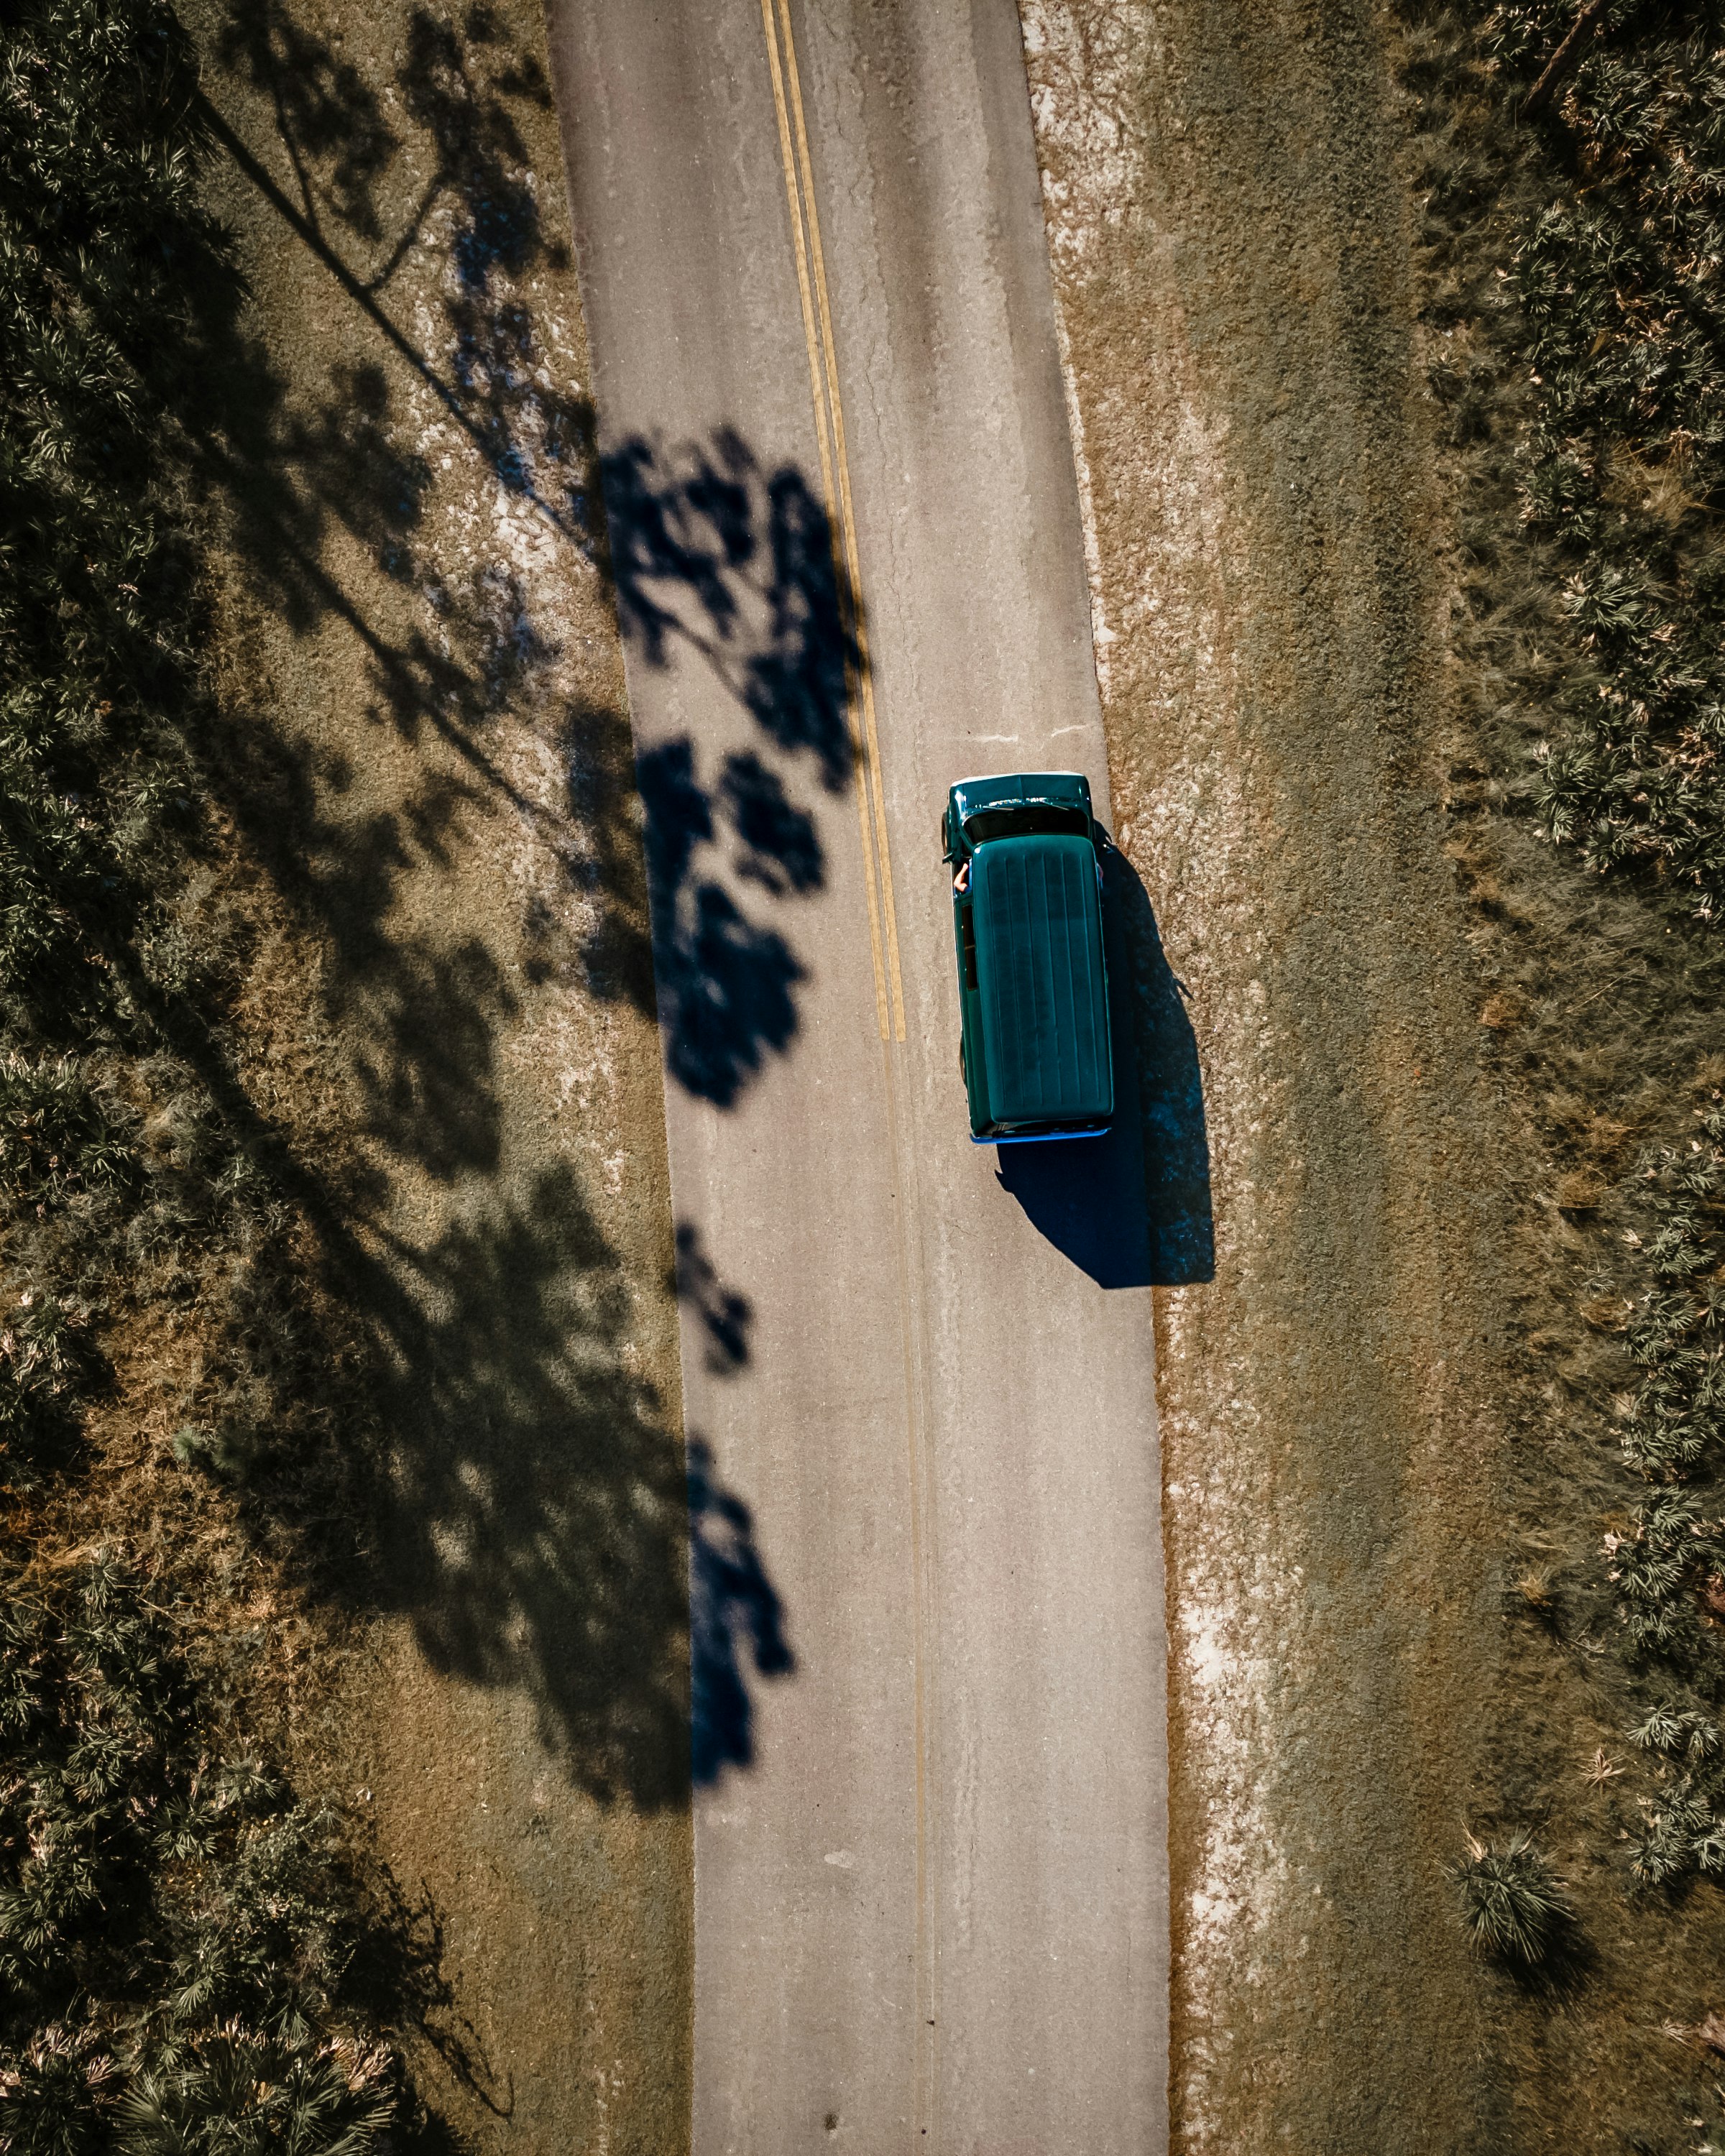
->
[759,0,906,1045]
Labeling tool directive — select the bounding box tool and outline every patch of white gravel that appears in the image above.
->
[395,190,632,1161]
[1018,0,1155,266]
[1018,8,1305,2142]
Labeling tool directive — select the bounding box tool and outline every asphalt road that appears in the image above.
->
[546,4,1167,2148]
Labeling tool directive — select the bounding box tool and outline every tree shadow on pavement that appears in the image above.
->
[673,1222,792,1779]
[686,1435,794,1785]
[595,429,853,1105]
[336,1171,788,1801]
[674,1219,755,1376]
[599,429,854,789]
[998,841,1215,1288]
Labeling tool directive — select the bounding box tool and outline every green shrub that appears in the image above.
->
[1628,1776,1724,1887]
[1450,1829,1575,1963]
[116,2024,395,2156]
[0,1286,97,1488]
[0,1056,132,1212]
[0,2024,115,2156]
[1630,1701,1723,1764]
[1480,6,1725,918]
[1611,1111,1725,1481]
[1604,1491,1725,1652]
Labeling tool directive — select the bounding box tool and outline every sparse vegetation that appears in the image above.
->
[0,1,420,2141]
[1624,1697,1725,1884]
[1399,0,1725,2127]
[0,0,364,1514]
[0,1557,405,2155]
[0,0,712,2132]
[1402,0,1725,1803]
[1450,1829,1574,1963]
[1499,11,1725,920]
[1614,1110,1725,1488]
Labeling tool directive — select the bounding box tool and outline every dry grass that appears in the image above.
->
[0,1,534,2140]
[1397,0,1725,2137]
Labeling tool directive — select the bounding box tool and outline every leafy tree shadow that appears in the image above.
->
[592,428,855,1105]
[113,0,813,1807]
[354,1164,790,1803]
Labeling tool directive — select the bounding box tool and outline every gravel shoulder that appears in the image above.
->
[1021,6,1509,2146]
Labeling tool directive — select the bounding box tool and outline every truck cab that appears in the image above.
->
[942,770,1113,1144]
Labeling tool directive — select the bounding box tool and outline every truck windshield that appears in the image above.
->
[963,805,1090,846]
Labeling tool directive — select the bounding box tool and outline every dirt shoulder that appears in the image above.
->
[1021,4,1509,2146]
[180,2,690,2147]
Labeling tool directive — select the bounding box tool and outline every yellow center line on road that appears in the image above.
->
[758,13,936,2147]
[758,0,908,1046]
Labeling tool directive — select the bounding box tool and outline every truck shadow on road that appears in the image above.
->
[996,842,1215,1289]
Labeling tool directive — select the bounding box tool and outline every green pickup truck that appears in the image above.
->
[942,770,1114,1145]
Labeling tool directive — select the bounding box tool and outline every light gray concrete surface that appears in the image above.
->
[546,4,1167,2148]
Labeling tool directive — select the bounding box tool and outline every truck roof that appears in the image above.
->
[950,769,1092,822]
[971,832,1113,1128]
